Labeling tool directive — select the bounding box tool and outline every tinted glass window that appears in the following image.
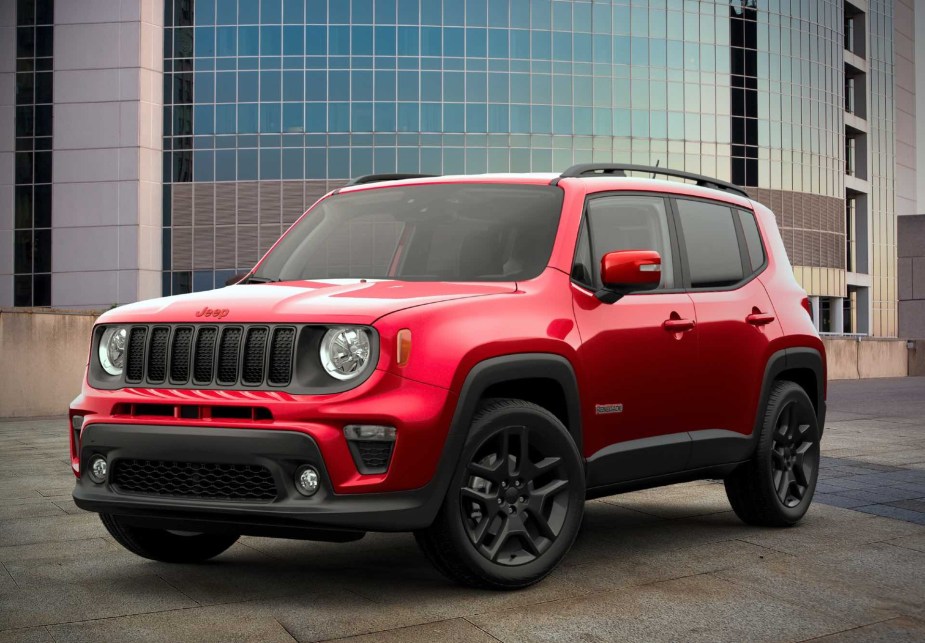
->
[737,209,765,272]
[586,195,674,289]
[254,184,563,282]
[676,200,743,288]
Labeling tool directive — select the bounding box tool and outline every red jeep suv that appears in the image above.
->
[70,164,825,589]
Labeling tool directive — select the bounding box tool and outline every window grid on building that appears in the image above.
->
[13,0,54,307]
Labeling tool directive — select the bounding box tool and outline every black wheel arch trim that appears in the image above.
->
[449,353,583,454]
[412,352,582,526]
[756,347,826,437]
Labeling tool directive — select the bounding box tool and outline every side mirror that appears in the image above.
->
[597,249,662,303]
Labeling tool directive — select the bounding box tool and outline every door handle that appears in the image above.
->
[746,311,775,326]
[662,318,695,333]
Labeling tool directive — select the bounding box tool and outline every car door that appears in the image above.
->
[571,193,700,487]
[672,198,785,467]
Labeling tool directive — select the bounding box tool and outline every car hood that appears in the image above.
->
[96,279,517,325]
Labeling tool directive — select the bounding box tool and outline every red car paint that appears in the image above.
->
[70,173,825,499]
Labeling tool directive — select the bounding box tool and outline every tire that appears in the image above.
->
[724,380,821,527]
[415,398,585,589]
[100,513,239,563]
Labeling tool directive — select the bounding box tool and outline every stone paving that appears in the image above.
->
[0,377,923,642]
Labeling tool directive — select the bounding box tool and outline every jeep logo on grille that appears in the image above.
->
[195,306,230,319]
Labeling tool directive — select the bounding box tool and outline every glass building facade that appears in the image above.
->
[5,0,899,336]
[13,0,54,306]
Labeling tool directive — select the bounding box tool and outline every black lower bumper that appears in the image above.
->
[73,424,444,537]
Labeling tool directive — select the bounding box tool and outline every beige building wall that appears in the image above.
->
[50,0,163,307]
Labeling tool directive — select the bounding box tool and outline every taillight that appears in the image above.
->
[801,296,812,319]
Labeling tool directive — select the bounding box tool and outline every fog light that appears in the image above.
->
[87,455,108,484]
[295,465,320,496]
[344,425,396,441]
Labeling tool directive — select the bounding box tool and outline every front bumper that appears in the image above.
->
[74,423,446,535]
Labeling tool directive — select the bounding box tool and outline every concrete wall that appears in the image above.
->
[822,337,913,380]
[0,308,98,417]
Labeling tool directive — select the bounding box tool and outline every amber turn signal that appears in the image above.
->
[396,329,412,367]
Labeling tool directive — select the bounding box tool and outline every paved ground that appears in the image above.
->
[0,378,923,642]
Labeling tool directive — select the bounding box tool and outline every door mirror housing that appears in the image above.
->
[596,249,662,303]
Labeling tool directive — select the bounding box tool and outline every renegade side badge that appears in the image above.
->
[595,404,624,415]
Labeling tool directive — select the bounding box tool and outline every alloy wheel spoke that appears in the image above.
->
[484,516,513,562]
[498,429,511,464]
[786,403,798,441]
[520,530,542,557]
[528,508,557,540]
[793,442,813,487]
[469,515,493,547]
[509,425,529,477]
[776,469,792,500]
[774,419,789,446]
[468,460,503,483]
[533,478,568,504]
[529,456,562,480]
[460,485,494,506]
[771,449,786,468]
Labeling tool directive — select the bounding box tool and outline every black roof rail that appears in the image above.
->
[552,163,750,198]
[344,173,438,187]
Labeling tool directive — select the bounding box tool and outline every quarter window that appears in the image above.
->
[737,209,766,272]
[676,199,743,289]
[585,195,674,289]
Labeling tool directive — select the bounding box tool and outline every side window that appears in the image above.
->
[737,209,766,272]
[676,199,743,289]
[585,195,675,289]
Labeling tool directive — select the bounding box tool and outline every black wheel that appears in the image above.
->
[415,399,584,589]
[100,513,239,563]
[724,380,821,526]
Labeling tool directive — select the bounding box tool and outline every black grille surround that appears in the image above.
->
[111,458,278,502]
[89,323,380,394]
[128,324,292,389]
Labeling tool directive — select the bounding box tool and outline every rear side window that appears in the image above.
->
[737,209,765,272]
[675,199,743,289]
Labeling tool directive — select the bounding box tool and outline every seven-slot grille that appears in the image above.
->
[124,325,296,388]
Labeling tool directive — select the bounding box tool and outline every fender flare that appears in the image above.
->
[754,347,826,437]
[413,353,583,525]
[449,353,582,453]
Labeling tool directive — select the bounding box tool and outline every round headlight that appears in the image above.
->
[99,326,128,376]
[319,327,372,381]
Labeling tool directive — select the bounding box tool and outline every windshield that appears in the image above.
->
[253,183,564,283]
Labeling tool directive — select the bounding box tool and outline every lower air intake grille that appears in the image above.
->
[112,459,278,501]
[350,441,395,474]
